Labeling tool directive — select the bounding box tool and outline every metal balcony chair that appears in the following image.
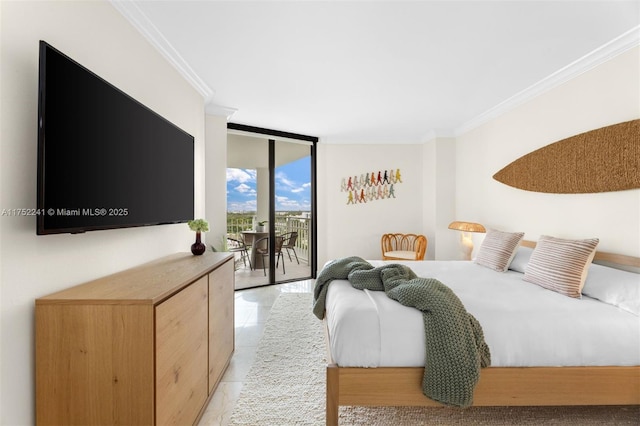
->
[254,236,286,276]
[227,237,252,270]
[381,233,428,260]
[279,231,300,264]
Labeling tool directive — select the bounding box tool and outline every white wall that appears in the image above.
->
[430,138,459,259]
[456,46,640,256]
[317,144,429,268]
[205,114,229,251]
[0,2,206,424]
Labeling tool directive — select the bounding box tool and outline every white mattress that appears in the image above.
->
[325,260,640,367]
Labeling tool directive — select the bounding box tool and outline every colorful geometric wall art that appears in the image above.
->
[341,169,402,205]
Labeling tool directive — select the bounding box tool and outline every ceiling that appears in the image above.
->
[116,1,639,144]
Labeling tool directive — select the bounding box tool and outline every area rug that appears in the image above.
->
[229,292,326,425]
[229,292,639,425]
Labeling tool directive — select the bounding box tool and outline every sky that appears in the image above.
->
[226,156,311,212]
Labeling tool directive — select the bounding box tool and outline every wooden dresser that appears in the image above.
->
[35,252,234,425]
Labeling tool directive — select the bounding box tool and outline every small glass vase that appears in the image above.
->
[191,231,206,255]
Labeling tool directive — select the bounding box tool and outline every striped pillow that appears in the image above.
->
[524,235,599,298]
[475,229,524,272]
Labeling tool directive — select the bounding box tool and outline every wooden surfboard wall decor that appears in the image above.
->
[493,119,639,194]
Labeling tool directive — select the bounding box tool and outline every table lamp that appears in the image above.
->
[448,221,486,260]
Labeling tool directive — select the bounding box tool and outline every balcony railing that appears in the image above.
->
[227,215,311,264]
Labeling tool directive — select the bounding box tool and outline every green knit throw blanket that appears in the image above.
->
[313,256,491,408]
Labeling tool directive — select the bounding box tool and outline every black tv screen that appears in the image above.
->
[37,41,194,235]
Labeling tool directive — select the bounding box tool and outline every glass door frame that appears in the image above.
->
[227,123,318,283]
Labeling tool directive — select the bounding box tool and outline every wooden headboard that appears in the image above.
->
[520,239,640,269]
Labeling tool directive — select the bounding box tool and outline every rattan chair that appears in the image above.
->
[381,233,427,260]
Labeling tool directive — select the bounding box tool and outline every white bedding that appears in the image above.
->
[325,260,640,368]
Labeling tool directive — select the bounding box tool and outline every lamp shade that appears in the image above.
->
[448,221,486,233]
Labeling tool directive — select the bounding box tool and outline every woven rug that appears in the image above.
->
[229,292,639,425]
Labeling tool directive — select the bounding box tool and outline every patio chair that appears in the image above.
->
[381,233,427,260]
[227,237,252,270]
[279,231,300,264]
[254,236,286,276]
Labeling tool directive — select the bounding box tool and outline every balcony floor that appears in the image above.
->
[233,250,312,290]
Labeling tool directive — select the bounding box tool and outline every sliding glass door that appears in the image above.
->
[272,139,312,283]
[226,125,316,290]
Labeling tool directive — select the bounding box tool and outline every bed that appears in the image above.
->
[318,238,640,425]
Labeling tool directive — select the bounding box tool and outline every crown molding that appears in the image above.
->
[110,2,637,140]
[206,103,238,120]
[110,0,214,101]
[455,25,640,137]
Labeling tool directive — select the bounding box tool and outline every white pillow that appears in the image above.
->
[508,246,533,273]
[523,235,599,298]
[582,263,640,316]
[474,229,524,272]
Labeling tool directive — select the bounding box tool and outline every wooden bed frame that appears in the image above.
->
[324,241,640,425]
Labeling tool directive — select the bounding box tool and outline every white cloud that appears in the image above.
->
[227,168,256,183]
[275,171,296,188]
[234,183,255,194]
[277,172,311,195]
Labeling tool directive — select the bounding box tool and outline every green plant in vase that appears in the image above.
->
[188,219,209,255]
[256,220,267,232]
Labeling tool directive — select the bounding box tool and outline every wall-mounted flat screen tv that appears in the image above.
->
[37,41,194,235]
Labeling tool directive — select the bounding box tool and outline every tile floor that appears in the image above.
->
[233,258,312,290]
[198,279,315,425]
